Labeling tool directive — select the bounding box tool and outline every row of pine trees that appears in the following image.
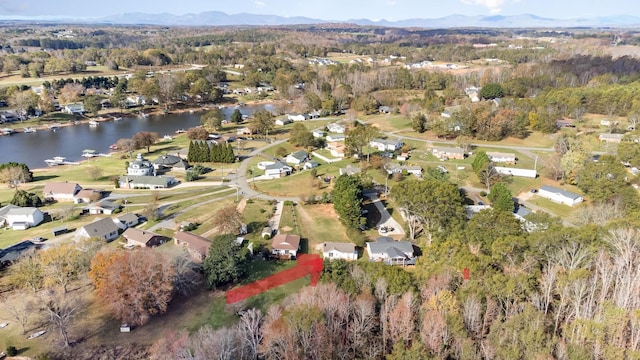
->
[187,140,236,163]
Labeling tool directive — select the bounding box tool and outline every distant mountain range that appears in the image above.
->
[5,11,640,28]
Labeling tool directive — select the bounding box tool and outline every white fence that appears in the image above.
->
[495,167,537,178]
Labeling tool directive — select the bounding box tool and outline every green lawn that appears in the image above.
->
[527,197,575,219]
[278,203,299,234]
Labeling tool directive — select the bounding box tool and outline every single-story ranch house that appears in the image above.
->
[370,138,404,151]
[271,234,301,259]
[264,161,293,179]
[118,175,177,189]
[285,150,309,165]
[322,242,358,261]
[537,186,584,206]
[174,231,212,262]
[432,147,465,160]
[74,217,121,242]
[122,228,166,248]
[43,182,82,202]
[486,152,517,164]
[366,236,416,266]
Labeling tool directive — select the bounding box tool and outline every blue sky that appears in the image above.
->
[1,0,639,20]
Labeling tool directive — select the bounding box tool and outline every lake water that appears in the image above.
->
[0,104,274,169]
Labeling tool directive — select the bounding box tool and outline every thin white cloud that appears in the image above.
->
[254,1,266,8]
[387,0,398,5]
[461,0,506,14]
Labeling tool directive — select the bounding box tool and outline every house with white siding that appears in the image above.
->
[537,186,584,206]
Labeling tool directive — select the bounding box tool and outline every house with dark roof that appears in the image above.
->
[366,237,416,266]
[122,228,166,248]
[174,231,212,262]
[74,218,121,242]
[152,154,190,172]
[43,182,82,202]
[271,234,301,259]
[537,186,584,206]
[322,242,358,261]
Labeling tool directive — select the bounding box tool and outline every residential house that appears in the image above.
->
[127,154,154,176]
[285,150,309,165]
[308,110,321,119]
[312,129,325,138]
[74,218,121,242]
[322,242,358,261]
[327,123,346,134]
[384,164,422,177]
[369,138,404,151]
[432,146,465,160]
[62,103,85,114]
[118,175,177,189]
[599,133,624,143]
[174,231,212,262]
[116,213,140,228]
[538,185,584,206]
[287,113,308,122]
[43,182,82,202]
[304,161,319,170]
[326,142,346,158]
[126,95,146,107]
[74,189,102,203]
[123,228,166,248]
[275,118,292,126]
[486,152,517,164]
[152,154,189,172]
[366,237,416,266]
[0,240,38,265]
[264,161,293,179]
[0,204,19,226]
[271,234,301,259]
[236,127,253,135]
[5,207,44,230]
[86,200,121,215]
[339,165,361,176]
[326,134,346,142]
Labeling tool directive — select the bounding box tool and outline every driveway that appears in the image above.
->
[365,193,405,237]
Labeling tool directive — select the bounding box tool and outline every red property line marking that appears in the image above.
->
[226,254,323,304]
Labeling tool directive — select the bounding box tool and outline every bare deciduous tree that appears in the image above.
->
[40,290,82,347]
[213,205,244,235]
[1,292,35,334]
[238,308,263,360]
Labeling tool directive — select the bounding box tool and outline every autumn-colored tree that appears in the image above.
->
[9,250,43,292]
[39,243,83,293]
[89,249,175,326]
[187,126,210,140]
[133,131,159,153]
[213,205,244,235]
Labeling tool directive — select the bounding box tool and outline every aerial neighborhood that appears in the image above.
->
[0,8,639,360]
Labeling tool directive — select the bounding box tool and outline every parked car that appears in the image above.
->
[30,236,46,243]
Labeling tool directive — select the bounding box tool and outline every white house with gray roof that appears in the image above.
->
[74,217,121,242]
[366,237,416,266]
[264,161,292,179]
[118,175,177,189]
[538,186,584,206]
[4,207,44,230]
[370,138,404,151]
[285,150,309,165]
[322,242,358,261]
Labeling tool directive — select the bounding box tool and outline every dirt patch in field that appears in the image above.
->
[308,204,338,217]
[280,226,293,232]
